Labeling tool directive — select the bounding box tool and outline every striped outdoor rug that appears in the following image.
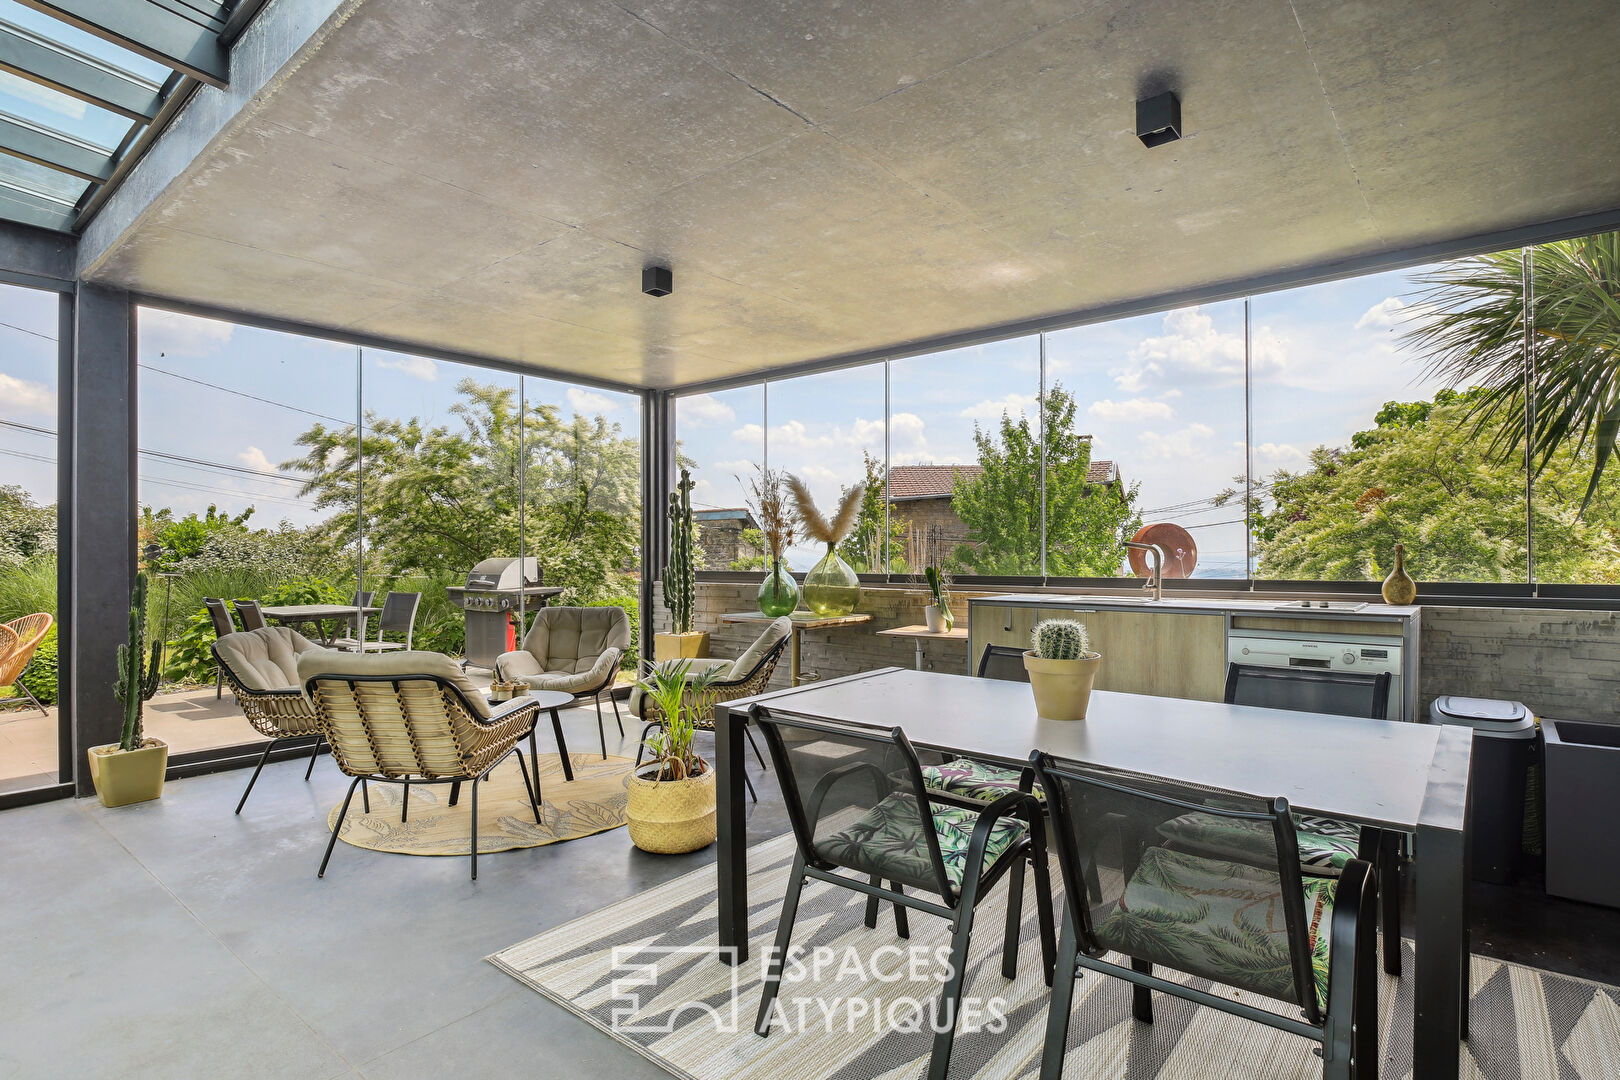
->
[489,833,1620,1080]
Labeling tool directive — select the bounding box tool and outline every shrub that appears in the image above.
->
[0,555,56,622]
[164,607,230,684]
[14,624,57,706]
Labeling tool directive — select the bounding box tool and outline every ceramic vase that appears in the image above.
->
[803,544,860,617]
[757,559,799,617]
[1382,543,1417,605]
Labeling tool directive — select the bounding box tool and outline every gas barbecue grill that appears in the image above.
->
[445,557,564,669]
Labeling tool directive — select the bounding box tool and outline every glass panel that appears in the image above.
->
[0,281,60,794]
[887,337,1041,575]
[0,2,172,84]
[136,307,360,755]
[0,151,89,204]
[0,69,131,149]
[1248,265,1501,582]
[677,386,765,571]
[1045,303,1247,580]
[766,367,886,574]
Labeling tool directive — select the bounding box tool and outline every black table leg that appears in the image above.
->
[715,703,749,964]
[550,708,574,782]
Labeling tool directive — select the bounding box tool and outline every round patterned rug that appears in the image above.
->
[326,753,631,855]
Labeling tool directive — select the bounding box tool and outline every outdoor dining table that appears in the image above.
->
[260,604,380,646]
[714,666,1475,1080]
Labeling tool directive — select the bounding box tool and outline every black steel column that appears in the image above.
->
[639,389,675,666]
[55,290,75,783]
[67,284,137,795]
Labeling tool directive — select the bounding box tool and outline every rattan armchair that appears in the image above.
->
[213,627,331,814]
[298,650,543,880]
[0,613,53,716]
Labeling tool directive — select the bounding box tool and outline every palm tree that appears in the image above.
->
[1403,231,1620,513]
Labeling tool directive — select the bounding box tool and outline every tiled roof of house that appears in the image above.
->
[887,461,1117,498]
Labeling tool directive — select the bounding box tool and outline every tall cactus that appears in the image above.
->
[113,572,163,752]
[1032,618,1091,660]
[663,468,696,635]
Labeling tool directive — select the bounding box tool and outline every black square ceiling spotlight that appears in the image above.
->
[643,265,673,297]
[1136,90,1182,147]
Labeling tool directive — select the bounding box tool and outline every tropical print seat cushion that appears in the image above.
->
[812,793,1027,893]
[1097,845,1336,1010]
[920,758,1044,803]
[1157,810,1361,876]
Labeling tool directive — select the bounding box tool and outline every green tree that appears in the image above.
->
[0,485,55,569]
[839,451,909,573]
[1246,388,1620,581]
[948,384,1142,576]
[139,504,253,567]
[1405,232,1620,512]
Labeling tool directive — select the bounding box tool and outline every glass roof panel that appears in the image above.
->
[0,0,172,84]
[0,149,89,204]
[0,69,132,150]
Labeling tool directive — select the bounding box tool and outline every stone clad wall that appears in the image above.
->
[655,582,1620,723]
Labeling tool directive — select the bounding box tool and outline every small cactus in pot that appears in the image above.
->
[1024,618,1101,721]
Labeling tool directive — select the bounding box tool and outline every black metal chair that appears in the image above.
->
[235,598,267,632]
[204,597,237,698]
[1031,752,1380,1080]
[1224,662,1404,976]
[752,710,1054,1080]
[976,642,1029,681]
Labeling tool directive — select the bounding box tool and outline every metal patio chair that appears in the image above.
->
[204,597,238,699]
[976,642,1029,681]
[333,591,420,652]
[234,598,267,631]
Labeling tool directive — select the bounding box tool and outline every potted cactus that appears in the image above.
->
[655,468,709,661]
[1024,618,1102,721]
[88,572,169,807]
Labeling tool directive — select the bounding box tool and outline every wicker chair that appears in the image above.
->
[495,606,630,758]
[298,649,543,880]
[0,613,51,716]
[630,616,790,802]
[212,627,331,814]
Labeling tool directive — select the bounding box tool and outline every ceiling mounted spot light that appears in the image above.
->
[1135,90,1181,147]
[643,265,673,297]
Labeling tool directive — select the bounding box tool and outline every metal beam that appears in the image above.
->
[0,113,112,182]
[0,183,76,231]
[0,22,162,121]
[15,0,228,88]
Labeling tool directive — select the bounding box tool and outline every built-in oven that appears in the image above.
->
[1227,627,1404,720]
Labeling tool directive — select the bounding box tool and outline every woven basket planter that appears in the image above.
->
[627,761,717,854]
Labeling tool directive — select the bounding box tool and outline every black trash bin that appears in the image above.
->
[1430,696,1538,884]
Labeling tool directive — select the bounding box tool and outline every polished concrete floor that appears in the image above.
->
[0,703,786,1080]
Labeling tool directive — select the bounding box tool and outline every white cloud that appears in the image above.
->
[237,446,276,474]
[1355,296,1408,330]
[1252,442,1310,470]
[959,392,1038,420]
[0,373,54,415]
[0,71,85,120]
[374,354,437,381]
[1089,398,1175,423]
[1135,422,1216,461]
[678,393,736,427]
[140,308,234,357]
[566,387,615,414]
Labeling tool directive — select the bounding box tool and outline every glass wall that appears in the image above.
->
[677,387,765,571]
[0,282,61,793]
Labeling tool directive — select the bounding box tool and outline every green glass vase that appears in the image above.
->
[803,544,860,617]
[756,559,799,617]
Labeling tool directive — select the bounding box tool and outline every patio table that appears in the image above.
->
[261,604,380,647]
[875,623,970,671]
[714,666,1474,1080]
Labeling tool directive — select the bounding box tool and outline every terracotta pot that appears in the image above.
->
[1023,652,1102,721]
[87,738,168,807]
[653,631,710,662]
[627,760,717,854]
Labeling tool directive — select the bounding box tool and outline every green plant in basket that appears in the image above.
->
[637,660,721,781]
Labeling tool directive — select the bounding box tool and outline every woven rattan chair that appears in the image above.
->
[0,613,51,715]
[212,627,331,814]
[299,649,542,880]
[630,616,790,802]
[495,606,630,758]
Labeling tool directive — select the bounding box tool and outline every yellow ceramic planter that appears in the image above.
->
[653,631,710,662]
[1024,652,1102,721]
[87,738,168,807]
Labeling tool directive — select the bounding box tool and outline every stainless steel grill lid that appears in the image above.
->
[463,557,540,591]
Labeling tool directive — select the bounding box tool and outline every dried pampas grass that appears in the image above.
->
[788,473,864,547]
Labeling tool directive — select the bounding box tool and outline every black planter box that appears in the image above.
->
[1543,718,1620,908]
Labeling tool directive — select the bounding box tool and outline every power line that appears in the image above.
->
[0,418,306,486]
[138,364,350,424]
[0,318,54,342]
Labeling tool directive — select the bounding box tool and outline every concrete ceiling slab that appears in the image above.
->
[80,0,1620,389]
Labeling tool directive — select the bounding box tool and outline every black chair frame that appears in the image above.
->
[976,642,1030,681]
[753,709,1055,1080]
[1031,752,1380,1080]
[203,597,237,699]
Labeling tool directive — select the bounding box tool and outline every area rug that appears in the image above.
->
[327,753,630,855]
[489,832,1620,1080]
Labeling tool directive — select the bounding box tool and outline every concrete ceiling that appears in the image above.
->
[80,0,1620,389]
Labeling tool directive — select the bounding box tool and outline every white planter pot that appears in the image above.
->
[924,604,945,633]
[1023,651,1102,720]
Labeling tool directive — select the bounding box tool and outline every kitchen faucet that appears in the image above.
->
[1124,540,1164,601]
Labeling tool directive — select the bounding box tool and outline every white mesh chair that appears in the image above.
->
[333,591,420,653]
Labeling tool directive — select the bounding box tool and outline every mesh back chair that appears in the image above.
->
[976,643,1030,682]
[334,591,420,653]
[204,598,238,698]
[0,613,52,715]
[347,591,375,636]
[299,650,543,880]
[1030,753,1379,1080]
[1223,663,1404,976]
[235,599,268,632]
[753,710,1054,1080]
[212,627,330,813]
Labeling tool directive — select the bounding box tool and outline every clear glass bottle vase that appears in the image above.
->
[756,558,799,617]
[802,544,861,617]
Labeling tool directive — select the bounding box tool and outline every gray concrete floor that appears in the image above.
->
[0,703,787,1080]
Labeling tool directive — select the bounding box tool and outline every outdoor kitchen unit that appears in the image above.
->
[445,557,564,669]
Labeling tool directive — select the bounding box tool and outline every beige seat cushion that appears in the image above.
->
[729,617,791,679]
[215,627,326,692]
[296,648,493,718]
